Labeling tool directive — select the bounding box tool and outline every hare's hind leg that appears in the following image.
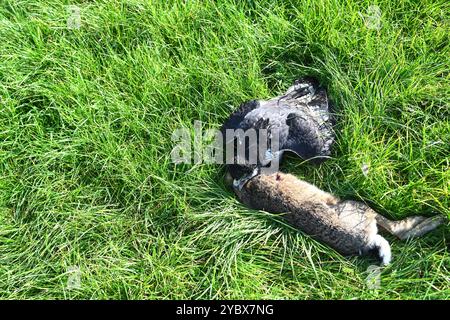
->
[394,216,446,240]
[375,214,445,240]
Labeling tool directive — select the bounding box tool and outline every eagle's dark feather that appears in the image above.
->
[221,77,335,184]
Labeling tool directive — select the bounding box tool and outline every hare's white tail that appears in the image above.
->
[369,234,391,265]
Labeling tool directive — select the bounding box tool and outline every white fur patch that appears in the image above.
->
[370,234,391,265]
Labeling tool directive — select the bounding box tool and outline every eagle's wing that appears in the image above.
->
[281,85,334,163]
[220,100,259,133]
[220,100,262,180]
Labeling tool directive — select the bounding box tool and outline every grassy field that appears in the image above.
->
[0,0,449,299]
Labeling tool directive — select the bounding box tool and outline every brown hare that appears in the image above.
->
[229,172,445,265]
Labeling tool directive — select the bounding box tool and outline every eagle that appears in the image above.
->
[221,77,335,189]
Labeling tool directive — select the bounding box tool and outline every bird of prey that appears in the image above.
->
[221,77,335,189]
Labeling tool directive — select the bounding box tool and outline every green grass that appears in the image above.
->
[0,0,449,299]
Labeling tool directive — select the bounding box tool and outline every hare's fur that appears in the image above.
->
[232,172,445,265]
